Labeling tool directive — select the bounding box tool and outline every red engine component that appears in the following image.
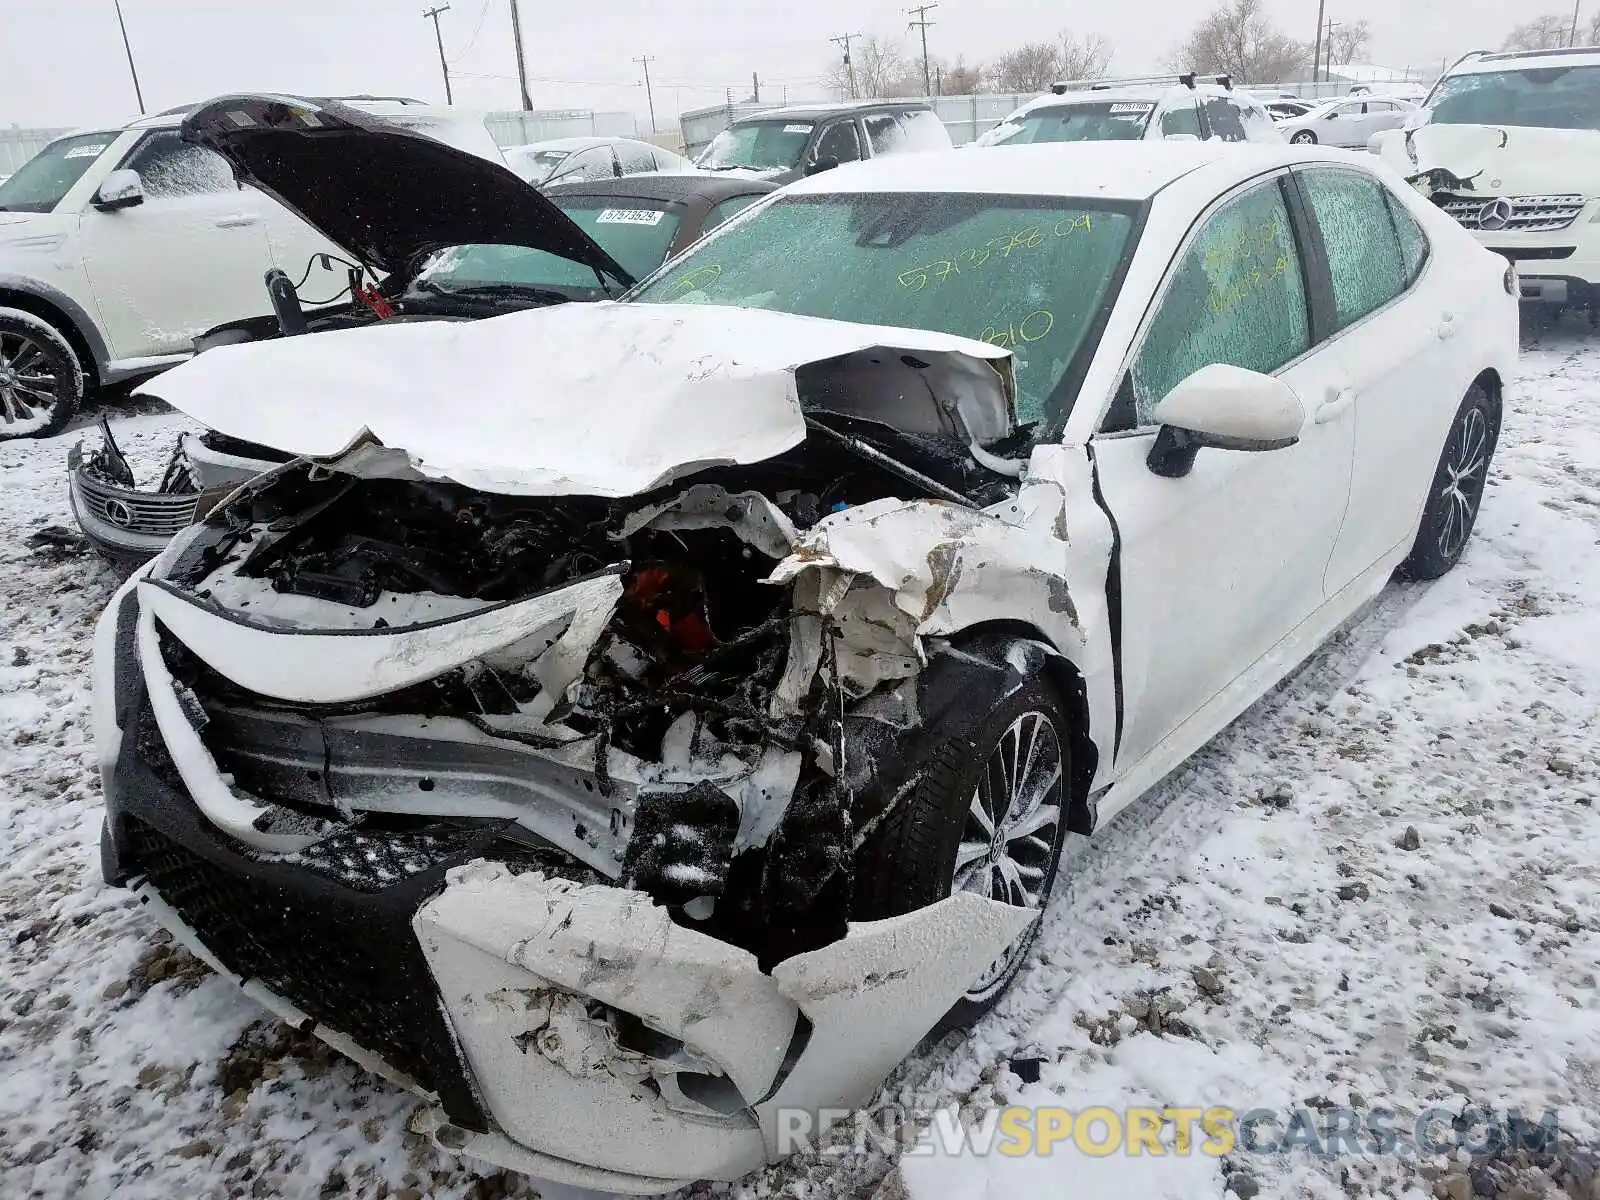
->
[622,564,716,655]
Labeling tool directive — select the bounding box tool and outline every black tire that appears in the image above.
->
[1292,130,1318,144]
[855,668,1071,1031]
[1400,383,1499,581]
[0,307,84,441]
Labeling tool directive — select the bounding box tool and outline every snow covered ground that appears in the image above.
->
[1,314,1596,1200]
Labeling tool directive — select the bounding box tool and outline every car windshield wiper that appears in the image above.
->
[413,279,576,306]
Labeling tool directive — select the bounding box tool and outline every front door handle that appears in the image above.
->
[214,214,260,228]
[1315,387,1355,424]
[1438,312,1458,340]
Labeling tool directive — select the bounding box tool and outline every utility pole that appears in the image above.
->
[829,33,861,99]
[508,0,533,110]
[423,5,453,104]
[752,72,760,102]
[1311,0,1326,84]
[1571,0,1584,47]
[112,0,145,115]
[1323,19,1340,86]
[635,55,657,133]
[907,3,937,97]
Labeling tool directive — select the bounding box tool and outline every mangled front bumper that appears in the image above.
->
[96,576,1035,1192]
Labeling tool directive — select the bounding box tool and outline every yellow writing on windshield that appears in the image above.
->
[981,308,1055,349]
[658,263,723,300]
[897,212,1101,292]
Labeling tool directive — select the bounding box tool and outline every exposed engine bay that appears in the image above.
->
[140,414,1033,964]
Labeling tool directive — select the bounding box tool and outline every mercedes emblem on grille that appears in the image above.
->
[102,497,135,528]
[1476,199,1515,232]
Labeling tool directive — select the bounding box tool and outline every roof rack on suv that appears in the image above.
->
[321,94,429,105]
[1481,45,1600,61]
[1051,72,1232,95]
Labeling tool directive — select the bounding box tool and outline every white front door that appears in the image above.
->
[79,130,274,359]
[1088,173,1356,775]
[1294,165,1472,591]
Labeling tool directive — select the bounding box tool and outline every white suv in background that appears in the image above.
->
[0,96,506,439]
[973,74,1282,148]
[1372,46,1600,308]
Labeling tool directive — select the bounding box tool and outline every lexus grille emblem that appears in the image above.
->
[102,497,134,528]
[1476,199,1515,232]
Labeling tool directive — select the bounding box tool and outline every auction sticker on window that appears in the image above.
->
[783,124,814,133]
[1108,103,1155,114]
[65,144,108,159]
[595,209,666,225]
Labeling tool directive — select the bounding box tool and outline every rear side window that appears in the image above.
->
[815,120,863,163]
[1202,98,1248,142]
[1386,191,1430,285]
[863,114,902,154]
[1297,167,1411,329]
[1160,103,1203,138]
[615,142,656,174]
[1238,102,1278,142]
[1127,178,1310,424]
[897,109,953,150]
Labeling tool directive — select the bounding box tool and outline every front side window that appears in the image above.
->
[1160,103,1203,138]
[815,121,863,163]
[417,200,682,298]
[545,146,616,184]
[697,121,814,171]
[0,131,120,213]
[1297,167,1408,329]
[1128,178,1309,424]
[1203,98,1248,142]
[632,192,1138,426]
[615,142,656,175]
[120,132,236,198]
[1428,65,1600,130]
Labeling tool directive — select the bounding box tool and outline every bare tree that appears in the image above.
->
[823,35,912,99]
[1501,13,1575,50]
[1327,19,1371,65]
[1058,32,1114,80]
[986,42,1062,92]
[939,56,984,95]
[1172,0,1310,83]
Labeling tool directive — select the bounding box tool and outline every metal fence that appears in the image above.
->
[0,127,71,175]
[678,93,1041,157]
[483,109,639,147]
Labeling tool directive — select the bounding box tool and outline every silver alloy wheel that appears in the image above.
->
[1436,405,1489,562]
[0,331,59,426]
[952,710,1064,1001]
[1292,130,1316,144]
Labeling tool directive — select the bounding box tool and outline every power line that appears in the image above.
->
[455,0,491,58]
[829,32,862,99]
[422,5,453,104]
[907,3,937,98]
[635,55,658,132]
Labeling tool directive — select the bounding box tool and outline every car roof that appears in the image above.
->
[1460,46,1600,72]
[542,174,777,204]
[731,100,934,124]
[1002,83,1252,121]
[108,97,475,134]
[518,136,656,151]
[781,140,1332,202]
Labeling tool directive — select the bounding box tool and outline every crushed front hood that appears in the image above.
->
[181,94,634,287]
[135,302,1015,499]
[1390,123,1600,196]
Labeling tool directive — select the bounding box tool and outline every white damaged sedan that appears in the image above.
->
[96,140,1517,1192]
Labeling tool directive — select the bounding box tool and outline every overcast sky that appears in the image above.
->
[1,0,1550,132]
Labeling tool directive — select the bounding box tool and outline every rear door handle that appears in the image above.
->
[1315,387,1355,424]
[214,214,260,228]
[1438,312,1458,340]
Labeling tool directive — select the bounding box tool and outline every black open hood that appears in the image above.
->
[180,94,635,288]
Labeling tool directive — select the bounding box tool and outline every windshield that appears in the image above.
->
[0,131,119,214]
[978,101,1155,146]
[1429,66,1600,130]
[631,192,1137,425]
[698,122,813,170]
[415,199,681,298]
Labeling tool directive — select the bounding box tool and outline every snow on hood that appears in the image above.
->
[136,301,1015,498]
[1387,122,1600,196]
[180,94,635,288]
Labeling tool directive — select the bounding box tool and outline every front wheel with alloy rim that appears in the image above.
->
[0,307,84,441]
[854,666,1071,1031]
[1291,130,1318,144]
[1400,383,1499,580]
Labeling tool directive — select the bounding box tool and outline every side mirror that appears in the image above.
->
[805,155,841,176]
[1145,364,1304,478]
[93,169,144,211]
[1323,111,1341,120]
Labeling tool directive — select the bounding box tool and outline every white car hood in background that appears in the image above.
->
[1386,123,1600,196]
[137,302,1014,498]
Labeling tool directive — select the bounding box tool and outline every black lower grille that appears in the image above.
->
[124,816,453,1098]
